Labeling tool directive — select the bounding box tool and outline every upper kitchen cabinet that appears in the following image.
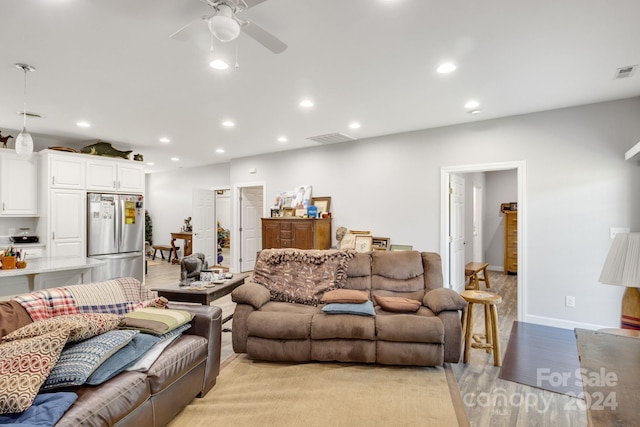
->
[41,150,86,189]
[0,150,38,216]
[86,158,144,193]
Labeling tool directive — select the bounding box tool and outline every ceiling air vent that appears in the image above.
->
[614,65,637,79]
[307,132,357,144]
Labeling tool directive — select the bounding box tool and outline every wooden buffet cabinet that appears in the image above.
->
[503,210,518,274]
[261,217,332,250]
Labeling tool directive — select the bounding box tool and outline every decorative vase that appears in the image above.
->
[1,256,17,269]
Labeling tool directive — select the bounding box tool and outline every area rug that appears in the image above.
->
[168,354,469,427]
[499,321,582,396]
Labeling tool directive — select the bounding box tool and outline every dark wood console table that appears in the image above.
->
[170,231,192,264]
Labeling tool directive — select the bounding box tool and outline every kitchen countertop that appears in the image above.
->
[0,257,105,278]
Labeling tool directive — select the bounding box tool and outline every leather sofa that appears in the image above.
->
[231,250,466,366]
[0,278,221,427]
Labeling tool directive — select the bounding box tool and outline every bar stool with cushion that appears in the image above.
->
[460,289,502,367]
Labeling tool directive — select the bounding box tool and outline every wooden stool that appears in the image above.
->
[152,245,179,263]
[460,290,502,367]
[465,262,491,290]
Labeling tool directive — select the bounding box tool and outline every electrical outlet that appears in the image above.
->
[565,296,575,308]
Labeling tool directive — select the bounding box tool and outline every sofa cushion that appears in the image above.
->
[42,330,138,390]
[321,289,369,304]
[252,249,356,306]
[375,313,444,343]
[231,282,271,309]
[373,295,421,312]
[248,311,313,340]
[311,312,376,340]
[0,329,69,414]
[322,301,376,317]
[2,314,122,344]
[423,288,467,314]
[120,307,193,335]
[0,301,32,340]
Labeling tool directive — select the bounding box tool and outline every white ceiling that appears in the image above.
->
[1,0,639,173]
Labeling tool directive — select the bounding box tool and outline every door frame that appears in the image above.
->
[212,186,231,266]
[231,181,266,273]
[440,160,526,322]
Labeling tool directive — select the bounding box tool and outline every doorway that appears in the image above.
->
[441,161,526,322]
[214,189,231,269]
[232,182,266,273]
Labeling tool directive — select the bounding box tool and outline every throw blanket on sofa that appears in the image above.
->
[252,249,356,306]
[12,278,161,321]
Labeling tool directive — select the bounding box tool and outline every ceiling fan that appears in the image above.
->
[170,0,287,54]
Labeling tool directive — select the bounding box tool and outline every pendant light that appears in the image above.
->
[15,63,35,157]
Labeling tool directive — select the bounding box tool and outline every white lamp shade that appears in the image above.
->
[600,232,640,288]
[209,15,240,42]
[15,130,33,157]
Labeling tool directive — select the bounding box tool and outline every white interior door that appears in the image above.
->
[240,186,263,272]
[192,189,215,266]
[449,174,465,291]
[473,183,483,262]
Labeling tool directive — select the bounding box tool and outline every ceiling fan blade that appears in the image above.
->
[242,0,268,9]
[241,20,287,54]
[169,16,210,41]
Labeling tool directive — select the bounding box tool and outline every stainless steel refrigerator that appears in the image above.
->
[87,193,144,282]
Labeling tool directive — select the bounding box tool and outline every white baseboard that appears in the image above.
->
[524,314,613,331]
[487,265,503,272]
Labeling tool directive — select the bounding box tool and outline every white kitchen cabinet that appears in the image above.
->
[49,189,86,258]
[47,151,86,189]
[86,159,144,193]
[0,150,38,216]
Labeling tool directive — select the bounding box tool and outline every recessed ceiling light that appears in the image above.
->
[215,148,225,153]
[299,99,314,108]
[222,120,235,127]
[146,162,155,166]
[437,63,457,74]
[464,100,480,109]
[277,136,288,143]
[76,121,91,128]
[469,109,482,115]
[349,122,361,129]
[171,157,180,162]
[159,137,170,143]
[210,59,229,70]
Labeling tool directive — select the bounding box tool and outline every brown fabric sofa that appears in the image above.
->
[0,278,222,427]
[231,250,466,366]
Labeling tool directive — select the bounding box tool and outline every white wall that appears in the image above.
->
[223,97,640,329]
[484,170,518,270]
[145,163,230,247]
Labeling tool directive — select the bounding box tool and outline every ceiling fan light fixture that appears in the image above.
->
[210,59,229,70]
[208,5,241,42]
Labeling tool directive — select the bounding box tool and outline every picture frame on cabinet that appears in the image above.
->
[311,197,331,213]
[390,244,413,251]
[283,207,295,217]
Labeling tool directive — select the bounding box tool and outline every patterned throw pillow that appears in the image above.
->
[0,329,70,414]
[42,330,138,391]
[1,314,122,344]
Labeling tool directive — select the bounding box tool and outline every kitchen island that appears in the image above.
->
[0,257,106,299]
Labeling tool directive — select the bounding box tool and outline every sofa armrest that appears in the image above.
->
[167,303,222,396]
[231,281,271,309]
[423,288,467,314]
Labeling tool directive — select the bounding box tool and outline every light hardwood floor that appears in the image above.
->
[144,262,587,426]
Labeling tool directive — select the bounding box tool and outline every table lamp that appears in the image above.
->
[599,232,640,330]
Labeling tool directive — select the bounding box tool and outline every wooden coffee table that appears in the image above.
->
[151,273,249,306]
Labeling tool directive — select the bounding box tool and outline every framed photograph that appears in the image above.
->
[295,208,307,217]
[390,244,413,251]
[311,197,331,213]
[372,237,390,251]
[355,235,373,253]
[339,233,356,249]
[283,207,295,217]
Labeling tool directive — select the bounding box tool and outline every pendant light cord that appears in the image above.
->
[22,66,27,130]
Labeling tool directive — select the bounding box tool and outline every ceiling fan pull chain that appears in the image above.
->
[235,41,240,68]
